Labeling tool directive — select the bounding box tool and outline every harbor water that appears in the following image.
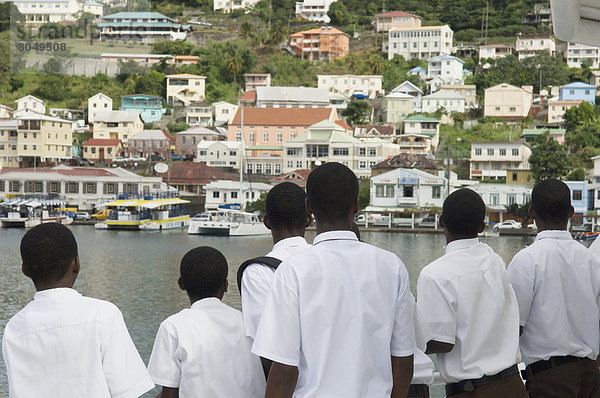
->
[0,226,544,397]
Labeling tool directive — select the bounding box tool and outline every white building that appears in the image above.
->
[479,44,513,60]
[515,33,556,60]
[212,102,238,126]
[484,83,533,118]
[282,120,399,179]
[213,0,260,12]
[255,86,331,108]
[0,105,14,120]
[470,183,532,211]
[0,165,165,210]
[295,0,335,22]
[565,42,600,68]
[370,167,447,209]
[183,102,213,127]
[204,180,272,210]
[166,74,206,106]
[195,141,242,169]
[391,81,423,112]
[386,25,453,61]
[14,95,45,118]
[374,11,423,33]
[88,93,113,123]
[470,141,532,180]
[15,0,81,23]
[547,99,582,123]
[82,1,103,19]
[426,55,464,92]
[99,12,190,41]
[421,90,466,114]
[384,93,414,124]
[317,74,384,99]
[439,84,477,109]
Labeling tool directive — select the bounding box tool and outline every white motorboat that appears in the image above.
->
[188,209,269,236]
[0,198,73,228]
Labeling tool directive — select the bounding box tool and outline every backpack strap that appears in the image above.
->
[237,256,283,294]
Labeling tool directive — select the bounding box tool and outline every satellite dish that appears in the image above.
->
[154,163,169,173]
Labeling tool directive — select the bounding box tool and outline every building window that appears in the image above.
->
[573,190,582,201]
[359,161,366,169]
[403,185,414,197]
[359,148,366,156]
[68,182,78,193]
[249,132,255,142]
[507,194,516,205]
[275,164,281,174]
[509,107,516,112]
[106,183,115,194]
[229,151,237,156]
[369,148,376,156]
[432,186,441,199]
[306,145,328,157]
[333,148,349,156]
[512,148,519,156]
[263,132,268,142]
[236,132,241,141]
[499,149,506,156]
[287,148,302,156]
[475,148,482,156]
[11,181,19,192]
[231,191,238,199]
[213,191,220,198]
[277,132,282,143]
[296,161,303,168]
[85,183,96,194]
[375,185,394,198]
[490,193,499,205]
[256,164,262,174]
[512,173,518,181]
[287,161,293,168]
[487,148,494,156]
[265,164,272,175]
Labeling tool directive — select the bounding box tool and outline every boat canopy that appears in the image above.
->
[2,198,64,207]
[104,198,190,209]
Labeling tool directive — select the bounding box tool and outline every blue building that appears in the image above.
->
[559,82,596,105]
[564,180,592,220]
[120,94,165,124]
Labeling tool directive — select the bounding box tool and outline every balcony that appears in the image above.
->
[18,123,41,130]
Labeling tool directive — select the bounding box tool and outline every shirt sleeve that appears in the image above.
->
[241,265,271,341]
[251,262,301,367]
[147,320,181,388]
[100,306,155,398]
[507,252,535,327]
[391,262,416,357]
[416,271,457,345]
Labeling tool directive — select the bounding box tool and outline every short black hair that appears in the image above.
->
[266,182,308,230]
[306,162,358,222]
[532,178,572,223]
[20,223,78,283]
[180,246,228,299]
[442,188,486,237]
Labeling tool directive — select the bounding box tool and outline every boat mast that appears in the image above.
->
[239,107,244,211]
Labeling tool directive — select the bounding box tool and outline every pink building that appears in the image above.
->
[227,107,339,155]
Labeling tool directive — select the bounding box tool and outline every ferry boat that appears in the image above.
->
[95,192,190,231]
[187,209,269,236]
[0,197,73,228]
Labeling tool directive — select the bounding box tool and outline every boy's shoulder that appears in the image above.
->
[162,299,242,330]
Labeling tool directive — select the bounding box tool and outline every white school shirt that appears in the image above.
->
[240,236,311,340]
[508,230,600,366]
[147,297,266,398]
[416,238,521,383]
[2,288,154,398]
[252,230,416,398]
[412,306,436,385]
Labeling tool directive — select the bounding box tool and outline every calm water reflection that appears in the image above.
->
[0,226,539,397]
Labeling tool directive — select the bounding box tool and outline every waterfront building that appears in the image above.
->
[391,81,423,112]
[91,110,144,144]
[213,0,260,12]
[166,74,206,106]
[547,99,582,123]
[99,12,191,42]
[127,129,174,159]
[120,94,165,124]
[438,84,477,108]
[353,125,397,142]
[244,73,271,92]
[0,165,166,210]
[565,42,600,68]
[559,82,596,105]
[212,102,238,126]
[15,0,80,23]
[227,107,339,152]
[175,126,226,157]
[183,102,213,127]
[386,25,453,61]
[479,44,513,60]
[255,86,331,108]
[88,93,113,123]
[484,83,533,118]
[0,120,19,168]
[289,27,350,61]
[295,0,336,22]
[282,119,399,179]
[384,92,414,124]
[520,127,566,144]
[370,167,447,209]
[374,11,422,33]
[317,74,384,99]
[421,90,466,114]
[426,55,464,92]
[515,33,556,60]
[82,139,124,163]
[0,105,14,120]
[204,180,272,210]
[470,141,532,180]
[469,183,532,218]
[14,95,45,118]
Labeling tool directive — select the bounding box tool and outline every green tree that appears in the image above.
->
[529,132,572,182]
[566,168,587,181]
[505,202,531,226]
[43,57,62,74]
[342,101,371,125]
[246,191,267,213]
[358,178,370,209]
[133,70,166,97]
[366,54,386,74]
[268,23,288,45]
[239,22,255,40]
[0,2,23,32]
[152,40,194,56]
[327,2,350,26]
[225,51,244,85]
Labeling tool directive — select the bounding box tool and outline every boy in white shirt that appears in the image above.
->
[416,188,527,397]
[148,246,265,398]
[252,162,416,398]
[3,223,154,398]
[238,182,311,374]
[508,179,600,398]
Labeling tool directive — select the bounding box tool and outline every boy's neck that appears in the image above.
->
[444,233,478,245]
[33,280,74,292]
[315,216,354,235]
[188,293,223,305]
[272,229,305,245]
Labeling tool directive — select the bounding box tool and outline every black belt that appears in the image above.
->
[408,383,429,397]
[524,355,587,378]
[445,364,519,396]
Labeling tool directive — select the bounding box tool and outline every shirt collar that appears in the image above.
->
[535,230,573,242]
[33,287,81,301]
[190,297,222,310]
[445,238,480,254]
[272,236,309,251]
[313,230,358,246]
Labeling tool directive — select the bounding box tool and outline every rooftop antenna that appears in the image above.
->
[382,0,386,13]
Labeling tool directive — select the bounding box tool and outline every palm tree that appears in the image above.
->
[225,51,244,85]
[366,54,386,74]
[269,24,288,46]
[239,22,255,40]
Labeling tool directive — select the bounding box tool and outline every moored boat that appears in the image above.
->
[0,197,73,228]
[187,209,269,236]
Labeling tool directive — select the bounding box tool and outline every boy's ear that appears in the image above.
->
[479,221,486,233]
[72,256,80,276]
[21,263,30,278]
[439,214,445,228]
[304,214,312,228]
[223,279,228,293]
[178,277,185,291]
[263,214,272,230]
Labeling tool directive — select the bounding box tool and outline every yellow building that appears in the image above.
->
[17,114,72,167]
[166,74,206,106]
[384,92,414,124]
[92,110,144,144]
[0,120,19,168]
[506,168,534,187]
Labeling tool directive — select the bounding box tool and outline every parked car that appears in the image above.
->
[150,154,165,161]
[91,209,110,220]
[355,213,391,226]
[76,158,94,166]
[493,220,522,232]
[417,215,438,228]
[112,157,127,163]
[75,212,90,220]
[170,154,184,161]
[128,155,146,162]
